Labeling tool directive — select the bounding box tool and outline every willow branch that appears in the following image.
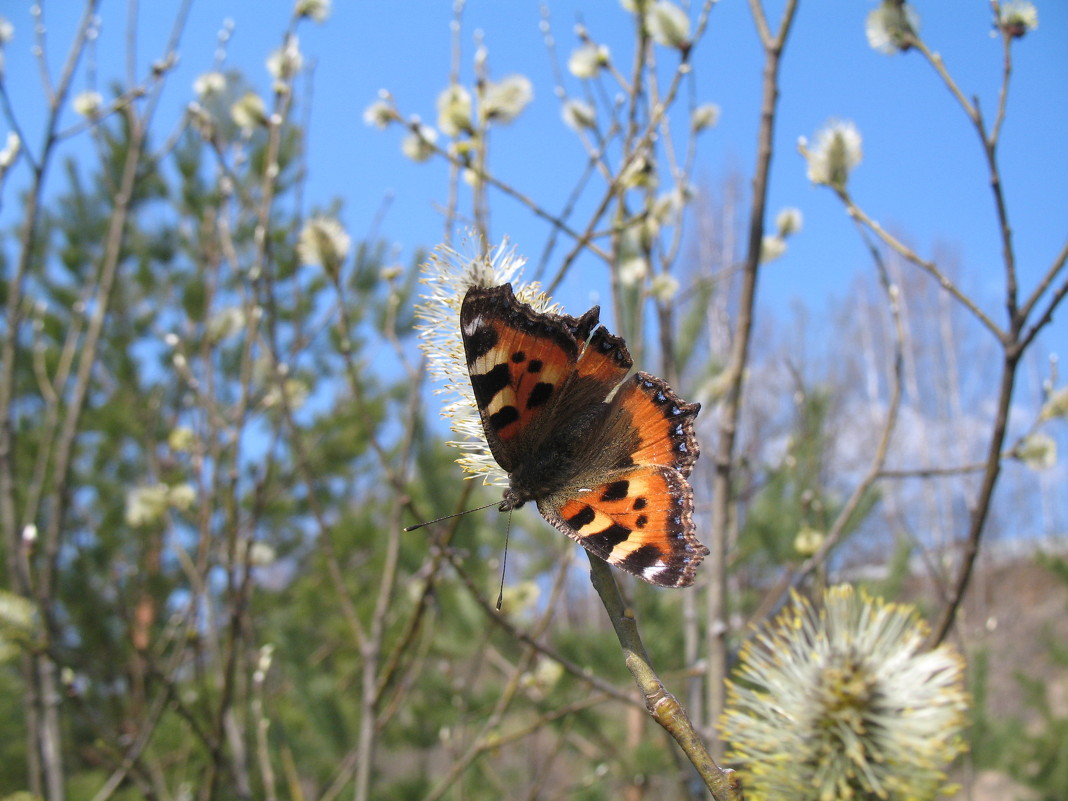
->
[587,557,740,801]
[705,0,797,751]
[840,192,1005,340]
[910,37,977,122]
[1018,233,1068,323]
[927,346,1019,647]
[748,225,906,629]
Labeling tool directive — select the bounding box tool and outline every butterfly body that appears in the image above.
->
[461,283,707,588]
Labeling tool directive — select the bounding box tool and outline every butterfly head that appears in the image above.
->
[498,488,527,513]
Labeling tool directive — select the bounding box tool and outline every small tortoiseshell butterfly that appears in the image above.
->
[461,283,708,587]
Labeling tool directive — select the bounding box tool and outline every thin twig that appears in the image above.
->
[706,0,797,752]
[446,552,645,709]
[587,557,739,801]
[841,193,1005,341]
[747,225,907,628]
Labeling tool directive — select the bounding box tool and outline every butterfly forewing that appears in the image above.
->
[461,285,580,470]
[612,372,700,477]
[574,327,632,385]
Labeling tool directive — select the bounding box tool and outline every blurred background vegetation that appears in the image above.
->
[1,1,1066,799]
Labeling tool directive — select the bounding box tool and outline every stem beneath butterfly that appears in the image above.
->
[586,555,741,801]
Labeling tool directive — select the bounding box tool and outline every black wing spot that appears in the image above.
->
[586,524,631,552]
[511,350,526,363]
[635,514,648,529]
[566,505,596,530]
[620,544,662,573]
[527,359,543,373]
[470,363,510,407]
[526,381,554,409]
[633,497,647,511]
[600,480,630,502]
[466,325,498,361]
[487,405,519,432]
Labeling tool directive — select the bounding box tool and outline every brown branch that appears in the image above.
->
[878,463,989,479]
[927,346,1020,646]
[587,556,739,801]
[990,16,1013,146]
[910,37,978,122]
[840,193,1005,340]
[706,0,797,753]
[906,12,1057,646]
[747,224,907,629]
[1019,272,1068,353]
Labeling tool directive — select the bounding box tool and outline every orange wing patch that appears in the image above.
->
[461,285,583,460]
[465,321,571,442]
[616,372,700,476]
[539,465,707,587]
[574,327,632,385]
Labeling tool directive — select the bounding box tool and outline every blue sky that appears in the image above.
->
[4,2,1066,322]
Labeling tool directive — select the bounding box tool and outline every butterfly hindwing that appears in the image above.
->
[538,464,705,587]
[537,371,705,585]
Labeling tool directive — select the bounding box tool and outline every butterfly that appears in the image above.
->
[460,283,708,587]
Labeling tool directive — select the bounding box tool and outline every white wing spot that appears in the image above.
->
[643,563,669,582]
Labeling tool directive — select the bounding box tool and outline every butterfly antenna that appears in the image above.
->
[496,509,512,611]
[403,500,499,532]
